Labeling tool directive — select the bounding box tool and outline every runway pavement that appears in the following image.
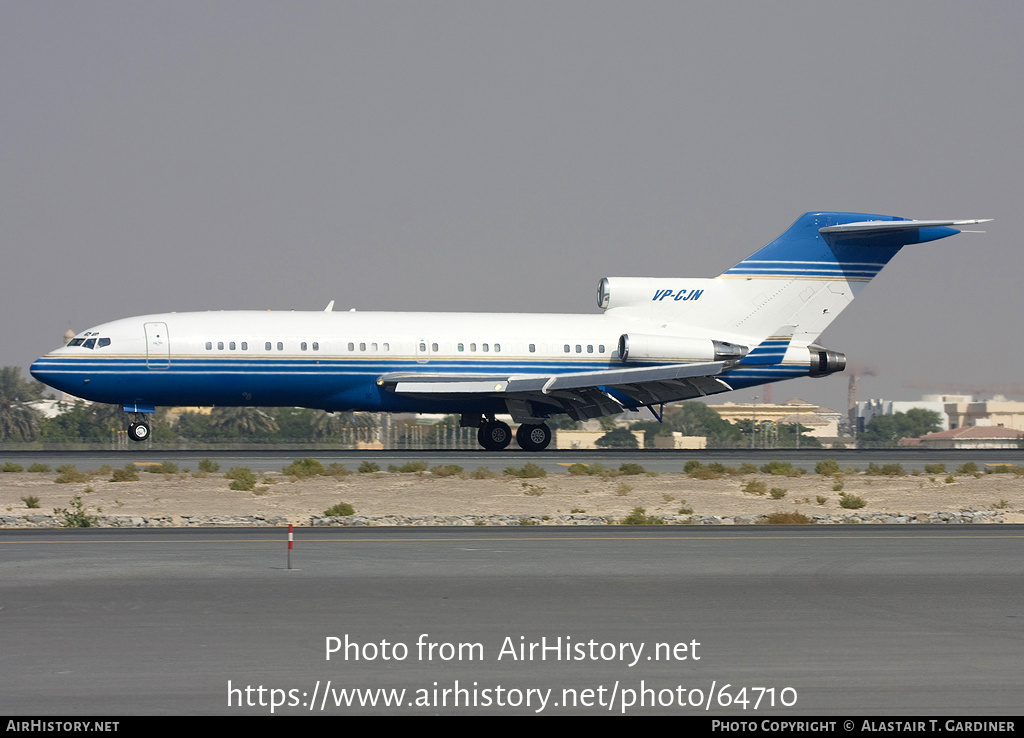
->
[1,526,1021,715]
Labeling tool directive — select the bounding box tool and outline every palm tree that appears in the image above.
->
[311,410,376,441]
[209,406,280,439]
[0,367,44,441]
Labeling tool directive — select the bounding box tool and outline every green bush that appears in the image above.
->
[358,461,380,473]
[110,464,139,482]
[2,462,24,473]
[283,457,325,478]
[618,463,646,476]
[620,507,664,525]
[55,464,88,484]
[469,466,496,479]
[388,460,428,473]
[54,494,98,528]
[838,492,867,510]
[225,466,257,491]
[430,464,463,477]
[323,502,355,516]
[815,458,842,476]
[866,463,905,476]
[769,487,787,499]
[503,462,547,478]
[956,461,979,474]
[145,462,179,474]
[761,511,814,525]
[760,460,805,476]
[322,463,351,476]
[27,463,50,473]
[923,463,946,474]
[198,458,220,473]
[743,479,767,496]
[683,459,703,474]
[21,495,40,509]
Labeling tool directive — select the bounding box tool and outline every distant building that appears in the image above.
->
[903,426,1023,450]
[555,430,644,450]
[709,398,843,438]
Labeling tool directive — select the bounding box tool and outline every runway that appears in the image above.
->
[2,526,1021,715]
[5,447,1024,474]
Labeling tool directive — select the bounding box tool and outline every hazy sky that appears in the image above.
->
[3,1,1021,412]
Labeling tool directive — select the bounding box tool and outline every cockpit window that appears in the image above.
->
[83,338,96,349]
[97,337,111,348]
[68,338,85,346]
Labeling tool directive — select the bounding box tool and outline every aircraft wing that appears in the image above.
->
[377,361,732,420]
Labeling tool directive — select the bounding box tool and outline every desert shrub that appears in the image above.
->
[956,461,979,475]
[503,462,547,478]
[620,507,664,525]
[225,466,257,491]
[690,466,723,480]
[54,494,98,528]
[110,464,139,482]
[923,463,946,474]
[866,463,905,476]
[389,460,428,473]
[678,500,694,515]
[145,462,179,474]
[618,463,646,476]
[832,479,845,492]
[21,495,40,509]
[198,458,220,473]
[990,499,1010,510]
[743,479,767,496]
[28,463,50,473]
[815,458,842,476]
[323,502,355,516]
[761,511,815,525]
[469,466,496,479]
[760,461,805,476]
[283,458,324,478]
[769,487,787,499]
[322,463,351,476]
[2,462,24,472]
[358,461,380,473]
[430,464,463,477]
[816,495,828,505]
[838,492,867,509]
[55,464,88,484]
[567,463,591,475]
[683,459,703,474]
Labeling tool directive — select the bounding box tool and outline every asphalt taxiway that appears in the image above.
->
[2,526,1021,715]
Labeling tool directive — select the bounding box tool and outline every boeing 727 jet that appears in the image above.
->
[31,212,987,451]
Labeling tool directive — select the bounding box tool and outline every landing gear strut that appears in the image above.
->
[515,423,552,452]
[477,420,512,451]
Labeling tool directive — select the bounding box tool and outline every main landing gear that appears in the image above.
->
[475,420,553,451]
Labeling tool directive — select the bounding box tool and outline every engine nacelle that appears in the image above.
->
[618,333,748,364]
[808,345,846,377]
[598,277,713,310]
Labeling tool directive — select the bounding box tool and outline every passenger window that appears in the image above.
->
[529,344,536,353]
[382,343,389,351]
[587,345,593,353]
[277,342,284,351]
[599,344,605,353]
[419,342,426,352]
[360,342,366,351]
[241,342,247,351]
[312,342,319,351]
[576,345,582,353]
[432,343,438,352]
[301,342,308,351]
[206,342,213,351]
[348,342,355,351]
[494,344,500,352]
[482,344,489,352]
[470,343,477,352]
[229,342,236,350]
[218,342,224,350]
[564,345,570,353]
[458,343,464,352]
[265,342,271,351]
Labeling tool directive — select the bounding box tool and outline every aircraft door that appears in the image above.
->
[416,338,430,364]
[144,322,170,369]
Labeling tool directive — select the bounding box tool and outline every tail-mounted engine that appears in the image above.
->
[808,344,846,377]
[618,334,748,364]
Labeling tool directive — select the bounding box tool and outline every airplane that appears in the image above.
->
[30,212,988,451]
